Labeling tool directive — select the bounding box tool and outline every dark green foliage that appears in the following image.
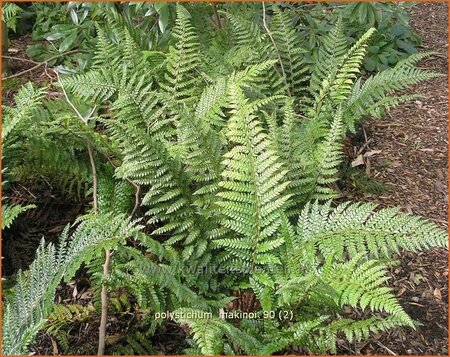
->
[44,304,95,353]
[289,2,421,72]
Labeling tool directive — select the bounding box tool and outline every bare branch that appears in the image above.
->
[261,2,291,97]
[2,50,81,80]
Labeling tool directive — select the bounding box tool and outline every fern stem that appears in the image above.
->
[2,50,82,80]
[97,249,110,355]
[211,3,222,29]
[57,70,110,355]
[261,2,291,97]
[131,184,141,217]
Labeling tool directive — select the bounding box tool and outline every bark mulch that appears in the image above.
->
[340,2,448,355]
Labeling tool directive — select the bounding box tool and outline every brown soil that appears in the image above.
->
[340,2,448,355]
[2,35,54,105]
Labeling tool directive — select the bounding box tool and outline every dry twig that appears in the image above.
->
[2,50,80,80]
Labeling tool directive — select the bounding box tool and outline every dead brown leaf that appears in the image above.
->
[433,287,442,300]
[351,154,364,167]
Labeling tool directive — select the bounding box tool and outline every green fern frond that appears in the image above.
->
[310,18,348,93]
[312,27,375,120]
[177,110,223,215]
[159,4,202,107]
[61,69,118,103]
[98,171,134,215]
[310,108,345,200]
[1,203,36,229]
[4,7,444,355]
[296,201,448,260]
[45,304,94,353]
[2,3,22,32]
[268,99,316,214]
[323,255,414,327]
[344,52,441,131]
[221,10,262,50]
[92,23,123,70]
[195,77,228,129]
[270,6,310,99]
[173,308,261,355]
[215,85,290,270]
[2,83,46,141]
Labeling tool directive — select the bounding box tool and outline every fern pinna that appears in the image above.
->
[2,3,447,355]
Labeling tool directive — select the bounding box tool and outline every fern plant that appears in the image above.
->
[44,304,95,353]
[2,3,447,355]
[2,214,140,355]
[1,83,44,229]
[2,3,22,33]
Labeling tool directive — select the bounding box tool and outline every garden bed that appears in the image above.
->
[338,2,448,354]
[2,2,448,355]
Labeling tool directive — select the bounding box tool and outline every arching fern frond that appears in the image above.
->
[1,203,36,230]
[322,255,414,327]
[344,52,442,131]
[2,83,46,141]
[296,201,448,260]
[2,213,139,355]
